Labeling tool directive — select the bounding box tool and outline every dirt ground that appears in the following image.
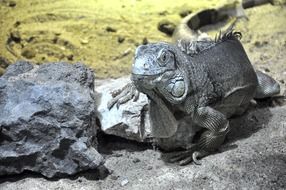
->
[0,1,286,190]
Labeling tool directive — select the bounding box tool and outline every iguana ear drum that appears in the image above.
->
[159,76,187,105]
[166,79,185,98]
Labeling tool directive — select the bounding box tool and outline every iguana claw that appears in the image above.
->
[162,144,199,165]
[107,83,139,110]
[192,151,202,165]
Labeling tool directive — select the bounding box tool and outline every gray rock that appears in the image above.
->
[0,61,104,178]
[95,77,151,142]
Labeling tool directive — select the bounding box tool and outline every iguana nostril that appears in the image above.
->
[143,63,148,69]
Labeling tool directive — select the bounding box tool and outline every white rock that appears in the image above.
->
[120,179,129,186]
[95,76,151,142]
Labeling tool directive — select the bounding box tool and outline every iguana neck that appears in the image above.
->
[182,50,215,108]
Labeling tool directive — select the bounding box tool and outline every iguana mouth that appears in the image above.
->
[131,73,161,90]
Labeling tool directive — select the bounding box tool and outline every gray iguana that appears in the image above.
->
[108,30,280,165]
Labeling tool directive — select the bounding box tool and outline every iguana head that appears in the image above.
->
[132,43,176,76]
[131,42,190,104]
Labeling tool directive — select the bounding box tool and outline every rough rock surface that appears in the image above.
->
[95,77,151,142]
[0,61,104,178]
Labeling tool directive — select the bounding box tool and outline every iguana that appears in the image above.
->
[108,30,280,165]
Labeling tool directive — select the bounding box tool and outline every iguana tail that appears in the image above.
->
[254,70,280,99]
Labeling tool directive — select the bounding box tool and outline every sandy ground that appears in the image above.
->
[0,1,286,190]
[1,0,284,78]
[0,0,229,78]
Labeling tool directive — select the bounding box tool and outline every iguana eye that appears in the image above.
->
[157,49,170,66]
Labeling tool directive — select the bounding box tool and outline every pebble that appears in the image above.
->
[158,11,168,16]
[113,153,123,157]
[157,20,176,36]
[0,57,10,68]
[122,48,131,57]
[179,9,192,18]
[21,48,36,59]
[81,39,89,44]
[132,158,141,163]
[147,166,153,170]
[254,41,268,48]
[8,0,16,7]
[120,179,129,186]
[142,37,148,45]
[67,54,74,61]
[10,31,21,43]
[110,175,119,180]
[106,26,117,32]
[117,36,125,43]
[14,21,21,27]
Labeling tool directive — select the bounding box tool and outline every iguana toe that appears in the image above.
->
[192,151,202,165]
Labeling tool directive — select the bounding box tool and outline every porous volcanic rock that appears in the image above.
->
[0,61,104,178]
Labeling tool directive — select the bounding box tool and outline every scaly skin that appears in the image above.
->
[108,30,280,165]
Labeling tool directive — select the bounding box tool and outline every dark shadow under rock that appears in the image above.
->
[97,132,153,155]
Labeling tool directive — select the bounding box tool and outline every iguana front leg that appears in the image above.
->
[165,106,229,165]
[192,106,230,164]
[107,82,139,109]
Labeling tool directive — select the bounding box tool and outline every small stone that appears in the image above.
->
[0,57,11,68]
[132,158,141,163]
[264,68,270,72]
[122,48,131,57]
[147,166,153,170]
[157,20,176,36]
[110,175,119,180]
[158,11,168,16]
[52,37,58,44]
[279,79,284,84]
[8,0,16,7]
[259,54,269,61]
[106,26,117,32]
[121,179,129,186]
[118,36,125,43]
[13,21,21,27]
[21,48,36,59]
[254,41,268,48]
[67,54,74,61]
[113,153,123,157]
[142,37,148,45]
[10,31,21,43]
[81,38,89,44]
[179,9,192,18]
